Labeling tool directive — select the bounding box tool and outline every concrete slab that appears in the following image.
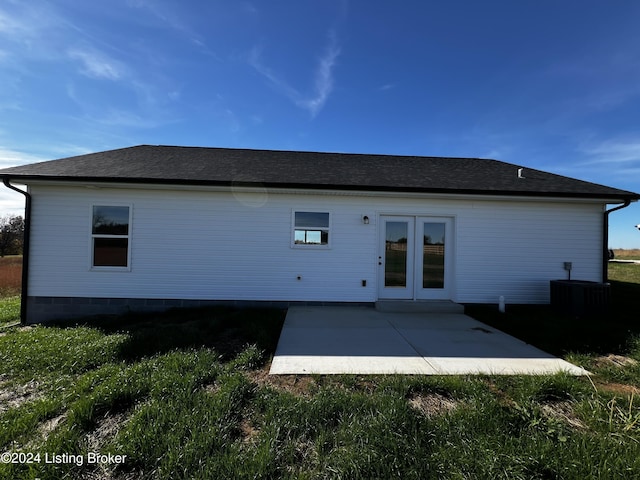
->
[269,306,588,376]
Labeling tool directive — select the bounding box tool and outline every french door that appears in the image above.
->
[378,216,453,300]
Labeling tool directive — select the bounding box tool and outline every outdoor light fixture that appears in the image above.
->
[363,215,370,224]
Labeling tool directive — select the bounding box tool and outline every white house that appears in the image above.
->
[1,145,638,324]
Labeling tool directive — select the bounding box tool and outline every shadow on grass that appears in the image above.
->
[465,279,639,357]
[52,306,286,363]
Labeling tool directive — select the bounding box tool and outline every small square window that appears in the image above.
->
[293,211,330,247]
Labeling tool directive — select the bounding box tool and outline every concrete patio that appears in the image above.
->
[269,306,588,375]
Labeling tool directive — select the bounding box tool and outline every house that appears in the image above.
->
[0,145,638,324]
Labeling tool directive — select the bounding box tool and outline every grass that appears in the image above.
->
[0,263,638,478]
[609,260,640,283]
[0,296,20,328]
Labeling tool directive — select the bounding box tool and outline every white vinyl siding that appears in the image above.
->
[455,200,603,303]
[26,184,605,304]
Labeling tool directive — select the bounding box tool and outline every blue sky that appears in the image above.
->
[1,0,639,247]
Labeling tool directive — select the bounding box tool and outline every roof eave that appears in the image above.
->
[2,174,639,202]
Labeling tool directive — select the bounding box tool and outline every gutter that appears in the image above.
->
[2,178,31,325]
[603,200,632,283]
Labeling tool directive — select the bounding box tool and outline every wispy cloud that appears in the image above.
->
[297,31,341,117]
[581,138,640,165]
[0,2,65,51]
[0,146,45,168]
[249,47,301,102]
[125,0,211,52]
[242,2,259,16]
[0,7,30,36]
[249,29,341,117]
[0,145,43,213]
[570,135,640,187]
[95,109,168,128]
[68,47,125,80]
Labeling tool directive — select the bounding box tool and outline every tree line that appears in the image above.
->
[0,215,25,257]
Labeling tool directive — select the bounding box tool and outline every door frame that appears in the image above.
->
[377,215,454,300]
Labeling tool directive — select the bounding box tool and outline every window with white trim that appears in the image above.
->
[293,211,330,247]
[91,205,131,269]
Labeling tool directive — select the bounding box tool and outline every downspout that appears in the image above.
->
[603,200,631,283]
[2,178,31,325]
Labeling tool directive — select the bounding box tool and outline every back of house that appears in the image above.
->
[0,145,638,323]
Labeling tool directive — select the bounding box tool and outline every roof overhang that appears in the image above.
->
[4,176,637,205]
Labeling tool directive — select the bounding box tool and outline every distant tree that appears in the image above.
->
[0,215,25,257]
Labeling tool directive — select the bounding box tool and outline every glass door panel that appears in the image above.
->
[416,217,452,300]
[379,216,451,300]
[422,222,445,289]
[379,216,414,299]
[385,221,409,287]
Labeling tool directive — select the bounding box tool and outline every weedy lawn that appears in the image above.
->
[0,264,639,479]
[0,296,20,328]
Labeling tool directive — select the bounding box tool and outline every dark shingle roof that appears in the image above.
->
[0,145,638,200]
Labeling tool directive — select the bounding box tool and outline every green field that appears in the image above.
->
[0,264,638,478]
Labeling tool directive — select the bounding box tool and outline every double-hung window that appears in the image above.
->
[293,211,330,247]
[91,205,131,269]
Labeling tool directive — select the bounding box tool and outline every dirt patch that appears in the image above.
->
[0,378,41,413]
[596,382,640,395]
[0,326,31,335]
[540,400,587,430]
[84,470,140,480]
[239,416,259,444]
[484,380,516,407]
[594,354,638,369]
[287,439,318,469]
[80,412,133,480]
[408,392,461,418]
[203,382,221,395]
[85,411,129,452]
[39,413,66,437]
[246,365,317,397]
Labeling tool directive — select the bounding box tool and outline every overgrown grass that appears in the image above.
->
[0,307,285,479]
[609,261,640,283]
[0,296,20,327]
[0,266,639,478]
